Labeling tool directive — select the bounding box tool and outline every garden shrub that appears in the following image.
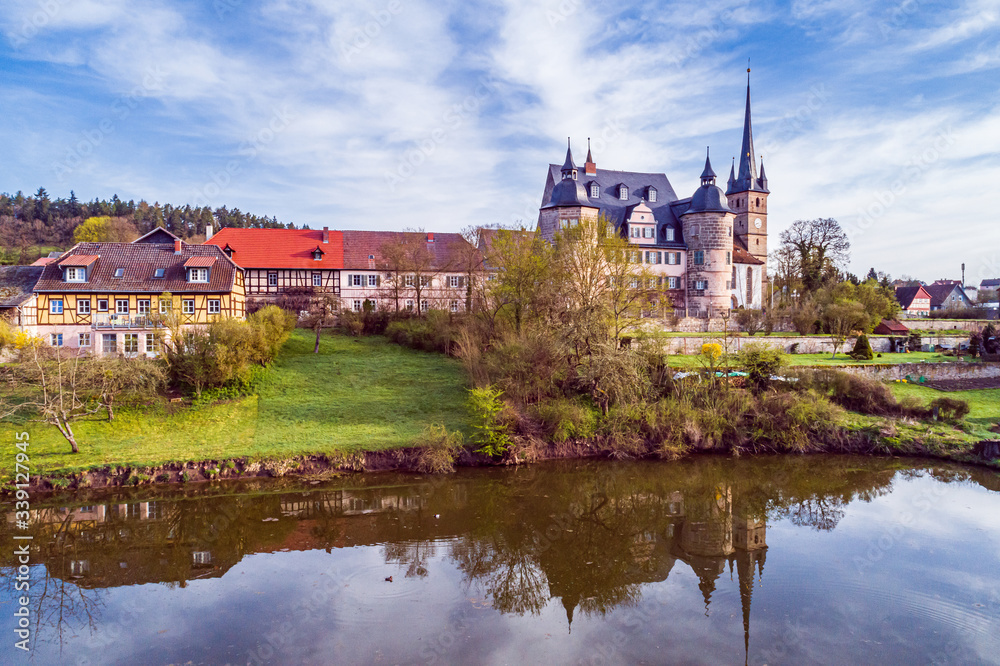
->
[929,397,970,423]
[467,386,512,457]
[529,398,599,442]
[737,342,785,393]
[849,333,874,360]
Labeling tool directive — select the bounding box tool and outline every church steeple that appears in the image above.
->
[728,158,736,191]
[700,147,717,185]
[730,67,766,195]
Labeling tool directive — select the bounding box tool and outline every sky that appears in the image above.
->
[0,0,998,283]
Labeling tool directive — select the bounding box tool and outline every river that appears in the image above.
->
[2,455,999,664]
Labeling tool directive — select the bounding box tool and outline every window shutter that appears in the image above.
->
[458,276,465,288]
[376,275,381,286]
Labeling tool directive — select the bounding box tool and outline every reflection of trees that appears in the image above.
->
[383,541,435,578]
[452,538,549,615]
[785,497,846,531]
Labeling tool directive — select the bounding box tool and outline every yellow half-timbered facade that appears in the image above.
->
[30,229,245,356]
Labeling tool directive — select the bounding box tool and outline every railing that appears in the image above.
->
[92,314,164,330]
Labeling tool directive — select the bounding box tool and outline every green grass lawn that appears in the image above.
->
[0,330,470,478]
[887,383,1000,438]
[666,351,960,368]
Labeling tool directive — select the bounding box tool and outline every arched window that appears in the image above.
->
[756,197,760,207]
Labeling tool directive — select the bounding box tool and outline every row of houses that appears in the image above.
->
[0,226,476,356]
[893,279,992,317]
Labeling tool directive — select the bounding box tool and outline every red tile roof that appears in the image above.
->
[58,254,99,267]
[874,318,909,335]
[732,245,764,266]
[34,242,238,294]
[30,257,56,266]
[340,230,475,270]
[204,228,344,269]
[184,256,217,267]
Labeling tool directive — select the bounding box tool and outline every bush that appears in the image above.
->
[929,397,970,423]
[927,307,989,320]
[529,398,599,442]
[467,386,512,457]
[737,343,785,393]
[797,369,900,416]
[849,333,874,360]
[735,308,765,336]
[412,424,464,473]
[385,310,456,354]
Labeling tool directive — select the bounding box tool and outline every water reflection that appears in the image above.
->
[3,456,999,664]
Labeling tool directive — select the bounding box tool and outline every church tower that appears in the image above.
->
[681,150,736,316]
[726,69,769,266]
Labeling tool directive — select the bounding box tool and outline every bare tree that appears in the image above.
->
[779,218,850,293]
[304,292,340,353]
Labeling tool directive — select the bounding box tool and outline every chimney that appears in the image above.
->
[584,137,597,176]
[322,226,329,244]
[426,232,434,243]
[174,239,183,255]
[205,222,214,241]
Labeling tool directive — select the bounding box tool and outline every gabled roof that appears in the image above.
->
[541,164,686,247]
[895,285,931,308]
[874,318,909,334]
[924,282,970,308]
[0,266,44,307]
[204,228,344,270]
[340,230,475,271]
[30,257,56,266]
[732,245,764,266]
[33,242,238,293]
[183,256,217,268]
[134,227,181,244]
[57,254,99,267]
[979,278,1000,289]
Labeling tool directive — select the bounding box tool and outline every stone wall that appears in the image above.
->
[833,361,1000,382]
[900,319,990,332]
[652,334,969,355]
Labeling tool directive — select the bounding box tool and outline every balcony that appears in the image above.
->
[92,314,164,330]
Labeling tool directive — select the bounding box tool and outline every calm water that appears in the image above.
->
[3,456,1000,665]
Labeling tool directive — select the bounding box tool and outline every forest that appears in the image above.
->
[0,186,295,264]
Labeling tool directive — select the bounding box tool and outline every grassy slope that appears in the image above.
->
[0,330,469,478]
[666,351,958,368]
[888,383,1000,439]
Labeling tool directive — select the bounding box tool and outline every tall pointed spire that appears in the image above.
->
[728,157,736,191]
[700,147,716,184]
[737,66,757,188]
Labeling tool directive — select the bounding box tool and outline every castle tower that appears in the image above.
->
[726,68,769,266]
[681,150,736,316]
[538,138,599,242]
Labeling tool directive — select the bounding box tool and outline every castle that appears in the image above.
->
[536,71,769,317]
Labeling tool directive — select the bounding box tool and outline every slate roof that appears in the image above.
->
[924,282,971,308]
[0,266,43,307]
[204,228,344,270]
[340,230,475,271]
[541,164,687,248]
[980,279,1000,289]
[895,285,931,309]
[33,242,239,293]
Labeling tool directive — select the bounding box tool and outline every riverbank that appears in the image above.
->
[2,332,998,494]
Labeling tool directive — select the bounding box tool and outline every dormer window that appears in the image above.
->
[188,267,209,283]
[311,246,325,261]
[590,183,600,198]
[665,227,675,242]
[223,243,235,258]
[153,268,165,279]
[65,267,86,282]
[113,268,125,278]
[619,185,628,200]
[648,187,657,202]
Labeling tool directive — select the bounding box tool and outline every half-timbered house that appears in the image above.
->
[203,227,343,302]
[0,265,43,329]
[31,233,244,356]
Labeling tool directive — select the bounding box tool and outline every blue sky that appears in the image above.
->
[1,0,998,282]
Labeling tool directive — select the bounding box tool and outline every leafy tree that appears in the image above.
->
[72,216,139,243]
[737,342,785,393]
[822,301,867,359]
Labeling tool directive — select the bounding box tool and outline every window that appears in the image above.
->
[159,299,171,314]
[404,275,415,287]
[193,551,212,566]
[268,272,278,287]
[352,300,362,312]
[648,187,657,202]
[137,299,150,315]
[189,268,208,282]
[631,251,641,263]
[449,275,464,288]
[726,251,731,265]
[145,334,156,354]
[420,276,431,287]
[50,333,63,347]
[405,299,414,311]
[50,299,63,314]
[113,267,125,278]
[346,274,362,287]
[645,251,661,264]
[182,299,194,315]
[124,334,139,354]
[79,332,91,347]
[590,184,600,197]
[619,185,628,200]
[630,226,640,238]
[694,250,704,265]
[450,300,459,313]
[667,252,680,265]
[312,250,323,261]
[77,299,91,314]
[642,227,654,238]
[665,227,675,241]
[153,268,165,279]
[65,267,86,282]
[97,299,108,312]
[208,299,221,314]
[312,273,322,287]
[668,277,678,289]
[367,274,378,287]
[102,333,117,354]
[695,279,707,291]
[420,300,429,312]
[116,299,129,315]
